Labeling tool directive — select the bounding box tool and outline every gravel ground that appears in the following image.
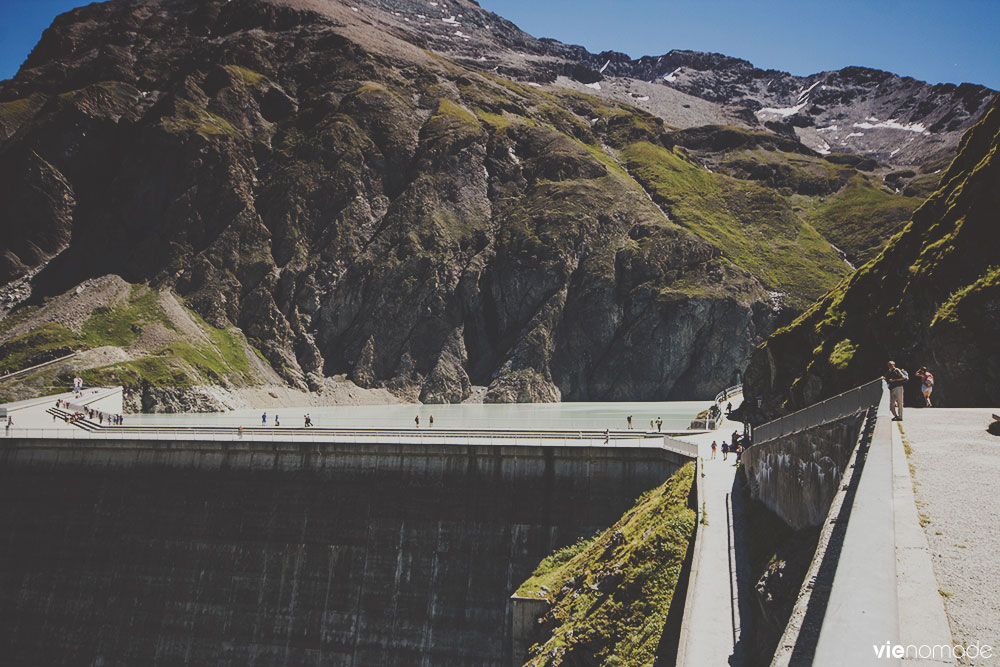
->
[902,409,1000,659]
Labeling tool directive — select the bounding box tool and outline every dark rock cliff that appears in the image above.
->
[743,94,1000,416]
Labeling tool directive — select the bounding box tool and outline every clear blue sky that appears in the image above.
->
[2,0,998,90]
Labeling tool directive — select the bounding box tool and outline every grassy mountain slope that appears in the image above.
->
[743,95,1000,414]
[515,463,695,666]
[0,275,279,408]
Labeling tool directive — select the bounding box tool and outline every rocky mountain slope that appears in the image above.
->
[0,0,984,406]
[336,0,995,166]
[743,95,1000,416]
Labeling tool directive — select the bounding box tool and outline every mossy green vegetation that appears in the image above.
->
[163,99,240,138]
[931,264,1000,327]
[621,141,850,308]
[75,357,191,389]
[0,93,46,137]
[224,64,265,87]
[807,173,922,264]
[432,99,478,127]
[0,323,79,374]
[80,287,172,347]
[0,285,261,388]
[719,148,852,196]
[516,463,695,666]
[828,339,857,370]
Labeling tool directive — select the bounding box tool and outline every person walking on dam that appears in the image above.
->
[627,415,632,429]
[261,412,267,425]
[885,361,908,421]
[414,415,420,428]
[711,440,717,459]
[656,417,662,432]
[915,366,934,407]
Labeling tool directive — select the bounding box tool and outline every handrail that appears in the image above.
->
[1,426,700,452]
[714,384,742,404]
[753,379,883,443]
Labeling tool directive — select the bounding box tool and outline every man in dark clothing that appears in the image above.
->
[884,361,907,421]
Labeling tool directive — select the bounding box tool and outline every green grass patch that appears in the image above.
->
[621,141,849,307]
[80,287,171,347]
[808,174,922,265]
[931,264,1000,327]
[74,357,192,388]
[1,285,260,389]
[224,64,265,87]
[578,140,630,180]
[163,99,240,138]
[516,463,695,666]
[0,93,45,135]
[0,323,80,374]
[432,99,478,126]
[828,339,857,370]
[0,305,40,334]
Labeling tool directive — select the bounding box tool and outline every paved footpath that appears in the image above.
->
[902,408,1000,655]
[676,400,749,667]
[1,387,123,432]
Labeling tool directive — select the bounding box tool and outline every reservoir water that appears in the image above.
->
[124,400,714,431]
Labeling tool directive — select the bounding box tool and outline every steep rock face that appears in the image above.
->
[743,95,1000,416]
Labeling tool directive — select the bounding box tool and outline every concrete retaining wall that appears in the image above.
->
[0,438,690,667]
[509,596,551,667]
[742,412,867,530]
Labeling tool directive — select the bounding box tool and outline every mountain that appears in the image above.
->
[331,0,995,166]
[0,0,990,407]
[742,94,1000,416]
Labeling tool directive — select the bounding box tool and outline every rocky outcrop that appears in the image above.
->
[125,384,241,413]
[743,95,1000,416]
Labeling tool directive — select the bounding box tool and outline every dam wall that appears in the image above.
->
[0,437,690,666]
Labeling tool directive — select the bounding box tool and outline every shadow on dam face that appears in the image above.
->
[0,439,688,666]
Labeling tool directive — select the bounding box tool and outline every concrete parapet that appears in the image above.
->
[743,411,866,530]
[1,437,692,486]
[754,379,882,443]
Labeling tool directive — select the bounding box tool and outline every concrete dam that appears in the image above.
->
[0,434,692,666]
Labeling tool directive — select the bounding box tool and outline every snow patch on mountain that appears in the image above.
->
[757,100,807,117]
[853,119,929,134]
[663,67,682,82]
[797,79,821,101]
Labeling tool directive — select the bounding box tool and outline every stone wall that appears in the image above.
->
[0,438,689,666]
[742,412,866,530]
